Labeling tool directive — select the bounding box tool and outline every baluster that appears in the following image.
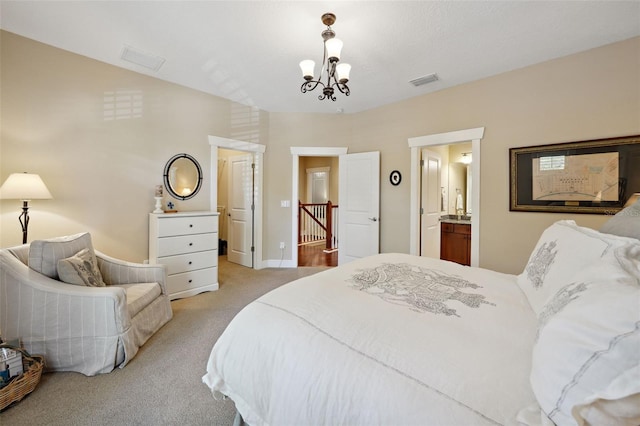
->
[314,208,318,241]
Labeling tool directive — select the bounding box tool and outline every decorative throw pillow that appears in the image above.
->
[29,232,96,280]
[516,220,637,315]
[530,247,640,425]
[57,248,106,287]
[600,198,640,241]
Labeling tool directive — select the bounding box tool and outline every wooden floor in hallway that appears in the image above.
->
[297,242,338,267]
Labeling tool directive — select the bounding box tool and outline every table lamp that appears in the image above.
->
[0,172,53,244]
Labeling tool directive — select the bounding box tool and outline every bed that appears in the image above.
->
[203,212,640,426]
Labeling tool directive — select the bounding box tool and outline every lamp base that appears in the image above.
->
[19,200,30,244]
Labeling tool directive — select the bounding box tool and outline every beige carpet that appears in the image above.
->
[0,257,328,425]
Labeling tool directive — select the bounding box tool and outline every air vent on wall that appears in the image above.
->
[409,73,439,87]
[121,45,166,71]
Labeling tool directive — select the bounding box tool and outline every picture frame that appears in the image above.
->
[509,135,640,214]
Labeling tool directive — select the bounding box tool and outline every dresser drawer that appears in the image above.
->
[441,222,470,234]
[454,224,471,235]
[441,222,455,233]
[167,267,218,294]
[159,250,218,275]
[158,233,217,257]
[157,215,218,237]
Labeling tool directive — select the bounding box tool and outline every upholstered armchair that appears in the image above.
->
[0,233,173,376]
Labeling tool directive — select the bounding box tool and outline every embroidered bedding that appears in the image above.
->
[203,219,640,426]
[204,253,538,425]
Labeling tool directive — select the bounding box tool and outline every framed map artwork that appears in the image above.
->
[510,135,640,214]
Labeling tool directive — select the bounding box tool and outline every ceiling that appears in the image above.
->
[1,1,639,114]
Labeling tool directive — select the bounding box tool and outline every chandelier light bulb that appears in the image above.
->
[299,60,315,80]
[325,38,343,61]
[336,63,351,83]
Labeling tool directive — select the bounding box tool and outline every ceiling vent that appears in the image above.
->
[121,45,165,71]
[409,73,439,87]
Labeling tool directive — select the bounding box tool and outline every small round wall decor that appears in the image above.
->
[389,170,402,186]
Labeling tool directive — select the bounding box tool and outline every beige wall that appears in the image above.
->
[2,31,638,273]
[0,31,258,261]
[265,112,352,261]
[265,37,640,273]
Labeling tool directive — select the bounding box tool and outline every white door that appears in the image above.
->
[227,153,253,267]
[421,149,441,258]
[338,151,380,265]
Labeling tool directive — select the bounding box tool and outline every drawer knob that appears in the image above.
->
[188,279,193,283]
[189,224,193,228]
[188,261,193,265]
[189,242,193,246]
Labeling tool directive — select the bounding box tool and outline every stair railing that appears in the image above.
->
[298,200,339,251]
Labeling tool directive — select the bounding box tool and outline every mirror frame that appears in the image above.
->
[163,153,203,200]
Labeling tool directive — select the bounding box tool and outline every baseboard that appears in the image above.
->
[169,282,219,300]
[263,259,297,268]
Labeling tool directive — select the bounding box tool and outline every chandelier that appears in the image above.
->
[299,13,351,101]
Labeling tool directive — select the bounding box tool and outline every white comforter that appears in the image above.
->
[203,253,539,425]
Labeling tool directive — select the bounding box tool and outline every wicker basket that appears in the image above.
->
[0,345,44,411]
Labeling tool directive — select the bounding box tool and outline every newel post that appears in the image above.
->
[326,200,333,250]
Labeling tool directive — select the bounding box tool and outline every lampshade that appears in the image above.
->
[624,193,640,208]
[336,63,351,83]
[0,173,53,200]
[299,60,315,79]
[325,38,343,61]
[460,153,472,165]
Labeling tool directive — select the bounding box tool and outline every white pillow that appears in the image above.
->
[600,198,640,241]
[57,247,106,287]
[530,245,640,426]
[517,220,636,315]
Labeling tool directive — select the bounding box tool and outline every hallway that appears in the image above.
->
[297,243,338,267]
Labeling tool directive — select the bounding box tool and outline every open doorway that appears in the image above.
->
[420,143,473,263]
[209,135,266,269]
[218,149,255,268]
[291,147,381,268]
[290,147,347,267]
[408,127,484,267]
[297,156,339,267]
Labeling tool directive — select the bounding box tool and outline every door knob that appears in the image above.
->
[368,217,378,222]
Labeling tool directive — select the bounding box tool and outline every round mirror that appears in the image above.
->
[163,153,203,200]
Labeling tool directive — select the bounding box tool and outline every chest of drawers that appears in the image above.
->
[149,211,219,300]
